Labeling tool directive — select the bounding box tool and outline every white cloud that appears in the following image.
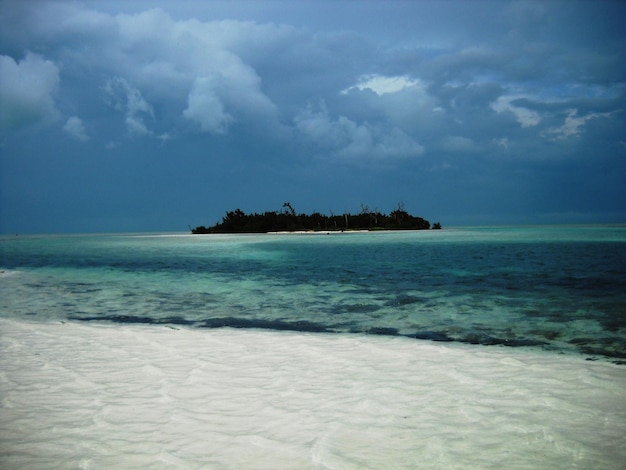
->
[0,52,60,130]
[544,109,613,140]
[125,116,151,138]
[295,102,424,161]
[63,116,89,142]
[183,77,234,134]
[491,95,541,128]
[342,74,422,96]
[102,9,280,135]
[181,50,279,134]
[4,6,285,139]
[1,3,622,165]
[104,77,154,137]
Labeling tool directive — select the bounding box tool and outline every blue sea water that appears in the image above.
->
[1,226,625,360]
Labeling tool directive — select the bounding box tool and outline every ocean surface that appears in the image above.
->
[1,225,625,361]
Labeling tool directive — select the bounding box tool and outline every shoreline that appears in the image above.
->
[2,222,624,238]
[1,317,625,469]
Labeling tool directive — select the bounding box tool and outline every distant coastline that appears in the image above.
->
[191,203,441,234]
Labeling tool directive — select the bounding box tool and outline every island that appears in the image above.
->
[191,202,441,234]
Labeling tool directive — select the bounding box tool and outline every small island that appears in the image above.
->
[191,202,441,234]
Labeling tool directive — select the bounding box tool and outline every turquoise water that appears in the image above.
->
[1,226,625,360]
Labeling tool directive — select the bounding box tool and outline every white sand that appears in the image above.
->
[1,318,625,469]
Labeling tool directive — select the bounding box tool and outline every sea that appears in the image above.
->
[1,225,625,362]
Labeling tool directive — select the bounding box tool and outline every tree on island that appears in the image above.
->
[191,203,441,233]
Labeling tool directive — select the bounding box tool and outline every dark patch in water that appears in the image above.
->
[413,331,454,342]
[366,327,399,336]
[569,336,626,359]
[569,337,594,345]
[333,303,380,314]
[578,345,626,359]
[529,329,561,340]
[199,317,332,333]
[461,333,547,347]
[70,313,332,334]
[598,314,626,332]
[69,315,195,325]
[64,282,102,294]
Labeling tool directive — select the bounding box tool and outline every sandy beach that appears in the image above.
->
[1,318,624,469]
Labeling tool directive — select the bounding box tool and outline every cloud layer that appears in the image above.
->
[0,52,60,129]
[2,3,623,157]
[0,0,624,232]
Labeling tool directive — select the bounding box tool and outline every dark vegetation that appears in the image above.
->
[191,202,441,234]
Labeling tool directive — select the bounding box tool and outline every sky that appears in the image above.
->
[1,0,625,233]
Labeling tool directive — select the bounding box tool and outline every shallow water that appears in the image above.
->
[1,226,625,360]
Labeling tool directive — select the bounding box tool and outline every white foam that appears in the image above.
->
[1,318,624,469]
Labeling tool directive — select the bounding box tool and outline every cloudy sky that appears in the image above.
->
[1,0,624,233]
